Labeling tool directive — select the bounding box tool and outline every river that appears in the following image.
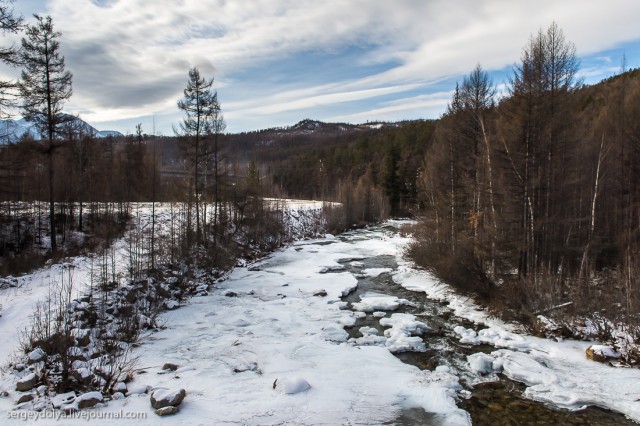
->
[6,220,635,425]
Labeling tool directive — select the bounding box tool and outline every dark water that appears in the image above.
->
[324,228,638,426]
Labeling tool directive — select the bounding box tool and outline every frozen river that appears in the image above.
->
[2,221,639,424]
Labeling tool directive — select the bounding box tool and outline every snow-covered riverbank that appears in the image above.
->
[1,219,639,424]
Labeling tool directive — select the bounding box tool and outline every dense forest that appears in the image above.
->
[408,25,640,340]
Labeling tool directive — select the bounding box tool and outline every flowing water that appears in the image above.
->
[323,226,637,425]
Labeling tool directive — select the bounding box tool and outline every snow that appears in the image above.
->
[392,248,640,422]
[380,313,429,353]
[588,344,622,359]
[359,267,393,277]
[0,217,470,425]
[151,388,183,403]
[51,391,76,408]
[3,211,639,423]
[467,353,502,375]
[273,377,311,394]
[77,391,103,403]
[351,291,415,312]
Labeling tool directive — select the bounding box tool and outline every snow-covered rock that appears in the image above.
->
[586,345,622,363]
[27,348,46,363]
[51,391,76,408]
[156,405,179,416]
[150,388,186,409]
[77,391,103,409]
[125,384,151,396]
[15,373,38,391]
[164,300,180,310]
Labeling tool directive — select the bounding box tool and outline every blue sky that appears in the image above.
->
[1,0,639,135]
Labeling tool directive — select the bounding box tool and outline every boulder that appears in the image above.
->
[156,406,179,416]
[27,348,46,364]
[162,363,179,371]
[150,388,186,409]
[72,329,91,347]
[62,404,79,415]
[77,391,103,409]
[16,393,34,404]
[164,300,180,310]
[112,382,127,393]
[67,346,86,362]
[586,345,622,363]
[16,373,38,392]
[51,391,76,408]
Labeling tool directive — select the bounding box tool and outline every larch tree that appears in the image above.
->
[459,64,497,273]
[0,0,21,121]
[504,22,580,279]
[19,14,73,253]
[175,66,224,248]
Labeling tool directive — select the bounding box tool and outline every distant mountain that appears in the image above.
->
[0,115,123,143]
[286,118,397,135]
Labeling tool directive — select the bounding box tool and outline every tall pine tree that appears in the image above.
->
[19,15,73,252]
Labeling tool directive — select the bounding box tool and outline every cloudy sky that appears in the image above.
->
[1,0,639,135]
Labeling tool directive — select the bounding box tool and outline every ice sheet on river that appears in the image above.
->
[393,260,640,422]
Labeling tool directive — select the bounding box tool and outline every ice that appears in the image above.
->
[380,313,428,353]
[467,353,502,374]
[352,291,415,312]
[360,267,393,277]
[17,214,627,424]
[453,326,479,344]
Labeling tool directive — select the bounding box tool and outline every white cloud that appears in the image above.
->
[0,0,637,132]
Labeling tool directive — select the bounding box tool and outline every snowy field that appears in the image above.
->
[0,213,639,424]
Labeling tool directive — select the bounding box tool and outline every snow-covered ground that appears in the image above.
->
[0,220,469,425]
[1,215,639,424]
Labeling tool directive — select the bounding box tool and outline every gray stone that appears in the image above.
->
[150,388,186,409]
[63,404,79,415]
[155,406,179,416]
[162,363,179,371]
[77,391,103,409]
[16,373,38,392]
[16,393,34,404]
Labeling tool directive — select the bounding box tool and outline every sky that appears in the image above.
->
[1,0,639,135]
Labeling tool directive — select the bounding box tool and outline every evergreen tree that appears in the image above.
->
[0,0,22,122]
[175,67,224,247]
[19,15,73,252]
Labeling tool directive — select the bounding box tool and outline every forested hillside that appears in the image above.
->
[408,24,640,345]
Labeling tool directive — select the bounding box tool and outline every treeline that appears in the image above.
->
[409,23,640,335]
[264,120,436,230]
[0,5,287,275]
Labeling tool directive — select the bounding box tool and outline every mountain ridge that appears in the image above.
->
[0,115,123,143]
